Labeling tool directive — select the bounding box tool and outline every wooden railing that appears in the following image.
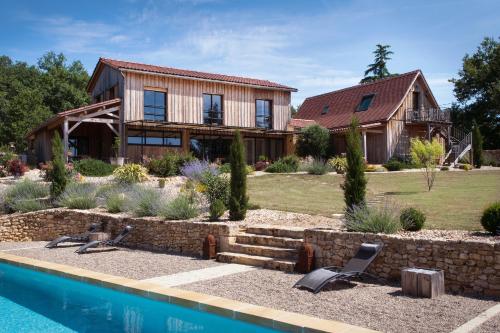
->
[405,108,451,123]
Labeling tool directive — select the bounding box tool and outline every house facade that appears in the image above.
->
[27,58,297,164]
[293,70,467,164]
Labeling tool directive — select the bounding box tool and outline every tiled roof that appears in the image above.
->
[98,58,297,91]
[295,70,421,129]
[288,118,317,128]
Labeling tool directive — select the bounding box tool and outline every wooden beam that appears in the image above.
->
[106,123,119,136]
[67,117,119,124]
[362,130,367,161]
[63,119,69,162]
[74,106,120,121]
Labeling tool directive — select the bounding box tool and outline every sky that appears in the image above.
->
[1,0,499,107]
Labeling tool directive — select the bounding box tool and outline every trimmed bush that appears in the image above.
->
[229,130,248,221]
[113,164,148,183]
[74,159,115,176]
[400,207,426,231]
[307,159,328,175]
[342,118,367,209]
[4,179,50,213]
[345,203,400,234]
[481,202,500,235]
[383,158,403,171]
[328,156,347,174]
[161,194,199,220]
[147,151,196,177]
[58,183,97,209]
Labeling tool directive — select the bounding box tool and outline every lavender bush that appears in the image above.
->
[181,160,218,181]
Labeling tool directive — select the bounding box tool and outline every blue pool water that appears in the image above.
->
[0,262,280,332]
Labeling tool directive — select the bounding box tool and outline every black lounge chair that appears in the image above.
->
[46,223,100,249]
[293,242,383,293]
[76,226,133,254]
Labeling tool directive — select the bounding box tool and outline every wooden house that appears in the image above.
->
[27,58,297,164]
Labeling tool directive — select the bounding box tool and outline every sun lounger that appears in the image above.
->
[46,223,100,248]
[293,242,383,293]
[75,226,133,254]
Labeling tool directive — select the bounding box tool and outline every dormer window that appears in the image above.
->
[321,105,330,115]
[356,94,375,112]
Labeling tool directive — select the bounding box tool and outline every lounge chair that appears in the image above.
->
[45,223,100,249]
[293,242,383,293]
[75,225,133,254]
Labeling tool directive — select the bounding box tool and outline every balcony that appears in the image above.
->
[405,108,451,124]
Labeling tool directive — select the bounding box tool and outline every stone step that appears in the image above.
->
[236,233,304,249]
[216,252,296,272]
[227,243,297,260]
[244,226,304,239]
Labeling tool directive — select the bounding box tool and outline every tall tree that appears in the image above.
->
[296,124,330,159]
[472,120,483,168]
[228,130,248,221]
[450,37,500,149]
[360,44,395,83]
[50,132,67,198]
[342,118,367,208]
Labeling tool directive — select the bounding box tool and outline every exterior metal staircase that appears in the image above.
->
[444,128,472,166]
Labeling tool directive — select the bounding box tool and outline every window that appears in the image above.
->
[68,137,89,157]
[127,130,181,147]
[356,94,375,111]
[203,94,223,125]
[256,99,272,129]
[321,105,330,115]
[144,90,166,121]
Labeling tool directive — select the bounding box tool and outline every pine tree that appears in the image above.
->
[472,120,483,168]
[229,130,248,220]
[50,132,67,197]
[342,118,367,208]
[360,44,395,83]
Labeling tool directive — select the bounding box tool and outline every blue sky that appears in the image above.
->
[1,0,499,107]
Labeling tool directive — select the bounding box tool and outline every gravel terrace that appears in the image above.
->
[472,313,500,333]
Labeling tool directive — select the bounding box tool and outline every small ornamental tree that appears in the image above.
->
[50,132,68,198]
[410,138,444,191]
[472,120,483,168]
[296,124,330,159]
[342,118,367,209]
[229,130,248,220]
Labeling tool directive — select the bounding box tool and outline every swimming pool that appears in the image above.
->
[0,262,280,333]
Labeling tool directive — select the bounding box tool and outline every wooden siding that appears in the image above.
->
[90,65,124,100]
[123,72,291,130]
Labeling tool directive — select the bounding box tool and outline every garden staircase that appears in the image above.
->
[216,226,305,272]
[443,128,472,167]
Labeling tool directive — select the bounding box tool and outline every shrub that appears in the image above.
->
[364,164,378,172]
[472,120,483,168]
[481,202,500,235]
[129,187,161,217]
[147,151,196,177]
[410,138,444,191]
[158,178,166,188]
[161,194,199,220]
[0,148,17,167]
[181,160,218,181]
[50,132,68,198]
[0,166,7,178]
[328,156,347,174]
[383,158,403,171]
[400,207,426,231]
[201,172,230,221]
[307,159,328,175]
[296,124,330,159]
[218,163,231,174]
[266,155,299,173]
[342,118,367,209]
[229,130,248,221]
[440,166,449,171]
[113,164,148,183]
[459,163,472,171]
[4,179,50,212]
[58,183,97,209]
[74,159,115,176]
[8,159,28,177]
[345,203,400,234]
[210,199,226,221]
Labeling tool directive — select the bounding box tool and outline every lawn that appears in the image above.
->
[248,170,500,230]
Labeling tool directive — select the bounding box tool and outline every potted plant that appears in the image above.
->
[110,137,124,166]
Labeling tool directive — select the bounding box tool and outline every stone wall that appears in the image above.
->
[0,209,237,256]
[483,149,500,166]
[305,229,500,296]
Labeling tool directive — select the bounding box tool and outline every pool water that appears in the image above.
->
[0,262,280,333]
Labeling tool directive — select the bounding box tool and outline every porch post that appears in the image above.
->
[63,118,69,162]
[119,104,126,158]
[181,129,190,153]
[362,130,367,162]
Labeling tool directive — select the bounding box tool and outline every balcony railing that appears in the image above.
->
[405,108,451,123]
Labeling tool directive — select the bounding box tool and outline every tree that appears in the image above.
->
[450,37,500,149]
[342,118,367,208]
[360,44,396,83]
[472,120,483,168]
[50,132,67,198]
[410,138,444,191]
[296,124,330,159]
[228,130,248,220]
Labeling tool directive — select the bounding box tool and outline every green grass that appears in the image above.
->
[248,170,500,230]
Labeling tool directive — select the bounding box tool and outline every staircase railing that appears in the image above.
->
[406,108,451,123]
[447,131,472,166]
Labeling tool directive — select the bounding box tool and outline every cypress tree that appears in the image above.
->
[50,132,67,198]
[229,130,248,220]
[472,120,483,168]
[342,117,367,208]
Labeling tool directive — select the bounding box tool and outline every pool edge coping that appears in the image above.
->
[0,252,377,333]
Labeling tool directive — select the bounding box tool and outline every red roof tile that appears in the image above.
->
[99,58,297,91]
[288,118,317,128]
[295,70,421,129]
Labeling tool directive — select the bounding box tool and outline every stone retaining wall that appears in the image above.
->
[305,229,500,296]
[0,209,237,256]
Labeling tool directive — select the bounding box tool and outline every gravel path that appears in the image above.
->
[2,241,222,280]
[182,268,499,333]
[472,314,500,333]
